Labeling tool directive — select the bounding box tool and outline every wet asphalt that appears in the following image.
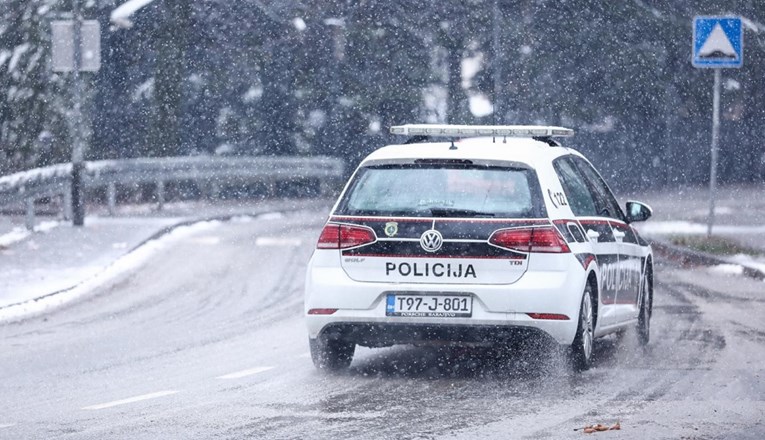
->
[0,209,763,439]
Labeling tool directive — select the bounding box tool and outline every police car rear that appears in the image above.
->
[305,125,647,372]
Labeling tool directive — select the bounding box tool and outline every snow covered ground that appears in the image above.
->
[0,216,182,310]
[0,198,328,318]
[0,220,59,248]
[0,220,224,322]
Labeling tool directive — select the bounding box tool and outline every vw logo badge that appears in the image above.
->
[420,230,443,252]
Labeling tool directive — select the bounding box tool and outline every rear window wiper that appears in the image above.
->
[428,207,495,218]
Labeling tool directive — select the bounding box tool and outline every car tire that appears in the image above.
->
[569,283,594,372]
[309,337,355,371]
[637,269,652,346]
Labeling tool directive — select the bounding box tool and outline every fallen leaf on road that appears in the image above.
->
[579,422,621,434]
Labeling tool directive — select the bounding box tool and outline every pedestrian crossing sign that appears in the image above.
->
[693,17,743,68]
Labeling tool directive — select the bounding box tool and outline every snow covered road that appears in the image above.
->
[0,209,763,439]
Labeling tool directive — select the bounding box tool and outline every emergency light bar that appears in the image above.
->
[390,124,574,138]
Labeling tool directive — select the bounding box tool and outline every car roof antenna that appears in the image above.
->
[449,138,457,150]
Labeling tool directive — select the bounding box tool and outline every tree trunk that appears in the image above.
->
[150,0,190,157]
[446,36,463,124]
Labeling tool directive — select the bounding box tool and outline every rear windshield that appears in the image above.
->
[335,164,545,218]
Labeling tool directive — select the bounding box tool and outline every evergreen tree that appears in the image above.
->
[1,0,764,188]
[0,0,63,173]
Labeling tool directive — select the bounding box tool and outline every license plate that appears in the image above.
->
[386,294,472,318]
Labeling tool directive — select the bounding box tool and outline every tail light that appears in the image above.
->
[489,226,570,253]
[317,223,376,249]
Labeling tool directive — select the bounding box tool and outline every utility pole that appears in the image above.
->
[71,0,86,226]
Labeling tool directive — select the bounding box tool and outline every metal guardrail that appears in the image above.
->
[0,156,345,229]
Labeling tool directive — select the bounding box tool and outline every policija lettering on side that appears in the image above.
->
[385,262,477,278]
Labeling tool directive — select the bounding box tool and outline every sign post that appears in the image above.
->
[692,16,743,236]
[51,7,100,227]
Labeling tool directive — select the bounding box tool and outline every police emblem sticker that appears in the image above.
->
[384,222,398,237]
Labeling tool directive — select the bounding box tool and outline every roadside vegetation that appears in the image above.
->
[670,235,763,257]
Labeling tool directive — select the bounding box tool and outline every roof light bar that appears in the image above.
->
[390,124,574,138]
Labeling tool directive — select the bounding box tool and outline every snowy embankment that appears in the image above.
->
[0,220,221,322]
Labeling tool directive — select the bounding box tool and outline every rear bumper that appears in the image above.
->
[306,311,579,346]
[315,322,558,348]
[305,252,588,346]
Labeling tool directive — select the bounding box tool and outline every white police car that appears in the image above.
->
[305,124,654,372]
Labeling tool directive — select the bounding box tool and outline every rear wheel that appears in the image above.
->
[637,269,652,346]
[309,337,355,371]
[569,283,594,372]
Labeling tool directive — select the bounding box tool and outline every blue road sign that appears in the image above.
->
[693,17,743,68]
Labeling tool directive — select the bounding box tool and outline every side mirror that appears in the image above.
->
[625,201,652,223]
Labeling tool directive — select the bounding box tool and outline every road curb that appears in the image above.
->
[650,237,765,281]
